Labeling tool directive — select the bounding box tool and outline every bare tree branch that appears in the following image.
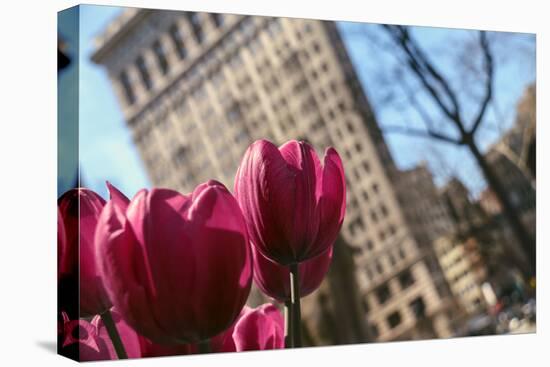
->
[381,124,462,144]
[397,74,463,145]
[470,31,494,134]
[382,25,465,134]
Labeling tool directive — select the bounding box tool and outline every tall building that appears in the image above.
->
[440,178,486,234]
[92,8,458,342]
[433,235,488,316]
[397,164,455,243]
[484,84,536,236]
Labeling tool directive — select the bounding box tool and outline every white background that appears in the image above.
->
[0,0,547,365]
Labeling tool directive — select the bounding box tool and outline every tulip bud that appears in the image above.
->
[58,188,111,317]
[95,180,252,344]
[252,245,333,302]
[211,304,284,352]
[234,139,346,265]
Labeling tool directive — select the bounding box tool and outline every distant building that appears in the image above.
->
[433,235,488,315]
[93,8,458,342]
[398,164,455,243]
[440,178,486,234]
[484,84,535,220]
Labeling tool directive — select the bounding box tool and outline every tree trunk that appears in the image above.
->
[467,138,535,278]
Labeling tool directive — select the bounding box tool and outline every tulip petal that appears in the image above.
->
[315,148,346,252]
[96,200,168,343]
[185,184,252,340]
[235,140,297,263]
[232,304,284,351]
[106,181,130,211]
[278,141,322,261]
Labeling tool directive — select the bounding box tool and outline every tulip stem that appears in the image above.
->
[100,310,128,359]
[284,300,293,348]
[289,263,302,347]
[198,339,211,354]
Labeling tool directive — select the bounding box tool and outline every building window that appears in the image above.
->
[312,41,321,53]
[366,239,374,250]
[346,121,355,133]
[398,246,406,259]
[376,284,391,304]
[370,210,378,223]
[369,324,379,338]
[348,216,365,237]
[135,56,152,90]
[227,103,242,124]
[375,260,383,275]
[152,40,169,75]
[409,297,426,319]
[387,311,402,329]
[362,160,370,173]
[267,19,281,37]
[362,298,370,313]
[398,269,415,289]
[380,204,388,217]
[169,24,187,59]
[210,13,224,27]
[119,70,135,105]
[174,145,188,165]
[187,12,204,44]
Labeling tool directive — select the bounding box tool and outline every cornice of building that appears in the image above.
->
[91,8,151,64]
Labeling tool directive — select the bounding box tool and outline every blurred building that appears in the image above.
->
[433,236,488,315]
[93,8,458,343]
[484,84,536,236]
[440,178,486,234]
[398,164,455,243]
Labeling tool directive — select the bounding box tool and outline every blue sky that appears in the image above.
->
[73,5,535,200]
[78,5,149,199]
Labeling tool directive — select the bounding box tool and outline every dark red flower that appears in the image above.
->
[95,180,252,344]
[58,188,111,317]
[234,140,346,265]
[211,304,284,352]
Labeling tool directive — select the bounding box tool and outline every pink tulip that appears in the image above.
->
[59,308,143,361]
[59,314,115,361]
[58,188,111,317]
[234,139,346,265]
[57,208,66,280]
[95,180,252,344]
[252,245,333,302]
[211,304,284,352]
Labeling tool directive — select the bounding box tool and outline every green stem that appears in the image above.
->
[100,310,128,359]
[284,300,293,348]
[289,263,302,347]
[198,339,211,354]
